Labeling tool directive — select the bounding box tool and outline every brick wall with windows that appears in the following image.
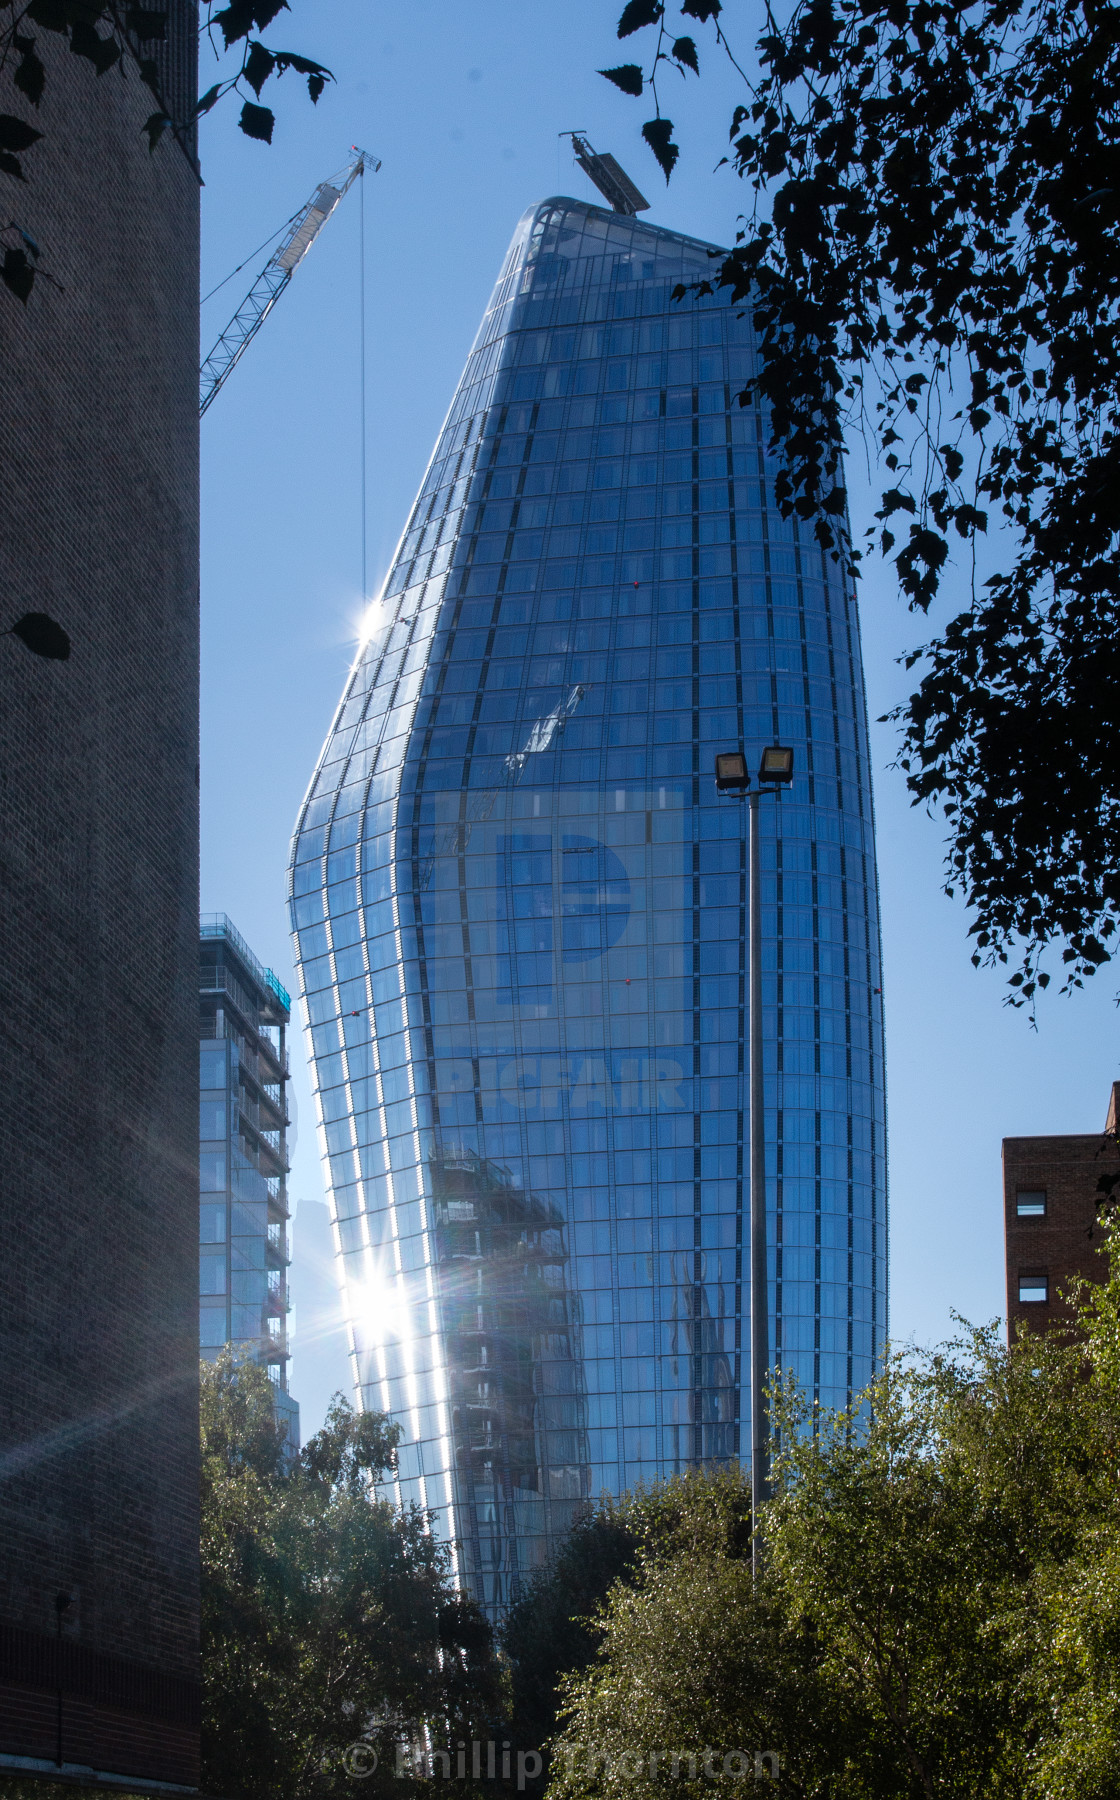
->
[0,11,200,1787]
[1003,1082,1120,1339]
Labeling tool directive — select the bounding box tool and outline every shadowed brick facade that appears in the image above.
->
[0,11,200,1789]
[1003,1081,1120,1339]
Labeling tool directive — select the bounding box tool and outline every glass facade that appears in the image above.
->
[290,199,887,1613]
[199,914,300,1451]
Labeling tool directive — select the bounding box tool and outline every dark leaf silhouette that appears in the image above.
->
[270,48,329,78]
[212,0,255,45]
[214,0,285,42]
[142,110,170,151]
[642,115,679,180]
[249,0,287,27]
[671,35,699,72]
[125,7,166,38]
[243,39,273,94]
[0,114,43,152]
[1,0,330,250]
[9,224,39,258]
[599,62,644,95]
[13,37,46,104]
[11,612,70,658]
[601,0,1120,1002]
[24,0,92,33]
[617,0,661,36]
[69,19,121,72]
[265,47,332,100]
[1,247,35,300]
[238,99,274,141]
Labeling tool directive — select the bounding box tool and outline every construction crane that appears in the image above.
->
[199,148,380,417]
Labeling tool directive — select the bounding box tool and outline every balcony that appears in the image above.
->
[201,913,291,1017]
[200,1014,290,1078]
[236,1087,286,1140]
[239,1116,287,1179]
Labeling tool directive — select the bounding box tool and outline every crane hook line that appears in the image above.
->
[359,159,368,600]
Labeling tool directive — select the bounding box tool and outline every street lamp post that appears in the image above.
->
[715,746,794,1577]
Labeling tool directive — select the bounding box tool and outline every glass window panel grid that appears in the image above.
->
[291,196,886,1620]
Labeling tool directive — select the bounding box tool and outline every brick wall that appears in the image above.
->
[1003,1094,1118,1339]
[0,8,200,1786]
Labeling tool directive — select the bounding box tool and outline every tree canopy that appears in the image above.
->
[601,0,1120,1003]
[502,1470,754,1782]
[545,1243,1120,1799]
[200,1355,502,1800]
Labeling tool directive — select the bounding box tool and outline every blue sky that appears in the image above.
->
[199,0,1119,1437]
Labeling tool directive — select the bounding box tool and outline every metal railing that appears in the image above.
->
[201,913,291,1014]
[199,1006,290,1078]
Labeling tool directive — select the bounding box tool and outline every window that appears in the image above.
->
[200,1204,226,1243]
[199,1095,226,1139]
[1016,1189,1047,1216]
[199,1305,227,1348]
[1018,1272,1049,1304]
[200,1254,226,1296]
[199,1150,226,1192]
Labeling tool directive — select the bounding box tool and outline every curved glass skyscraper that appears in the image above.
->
[290,197,887,1614]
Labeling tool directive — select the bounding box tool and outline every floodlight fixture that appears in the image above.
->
[714,750,750,793]
[759,745,794,784]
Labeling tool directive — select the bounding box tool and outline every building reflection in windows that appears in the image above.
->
[431,1150,590,1606]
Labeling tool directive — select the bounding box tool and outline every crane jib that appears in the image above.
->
[199,152,379,418]
[275,185,341,274]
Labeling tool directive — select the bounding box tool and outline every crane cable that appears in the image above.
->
[200,208,302,308]
[359,159,368,600]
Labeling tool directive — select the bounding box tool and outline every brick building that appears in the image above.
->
[1003,1081,1120,1338]
[0,9,200,1791]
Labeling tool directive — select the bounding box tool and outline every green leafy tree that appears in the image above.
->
[548,1557,844,1800]
[544,1247,1120,1799]
[926,1259,1120,1798]
[200,1354,503,1800]
[504,1470,757,1779]
[762,1367,1032,1797]
[547,1412,1007,1800]
[503,1506,643,1765]
[599,0,1120,1001]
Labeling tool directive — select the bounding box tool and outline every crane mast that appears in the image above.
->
[199,148,379,417]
